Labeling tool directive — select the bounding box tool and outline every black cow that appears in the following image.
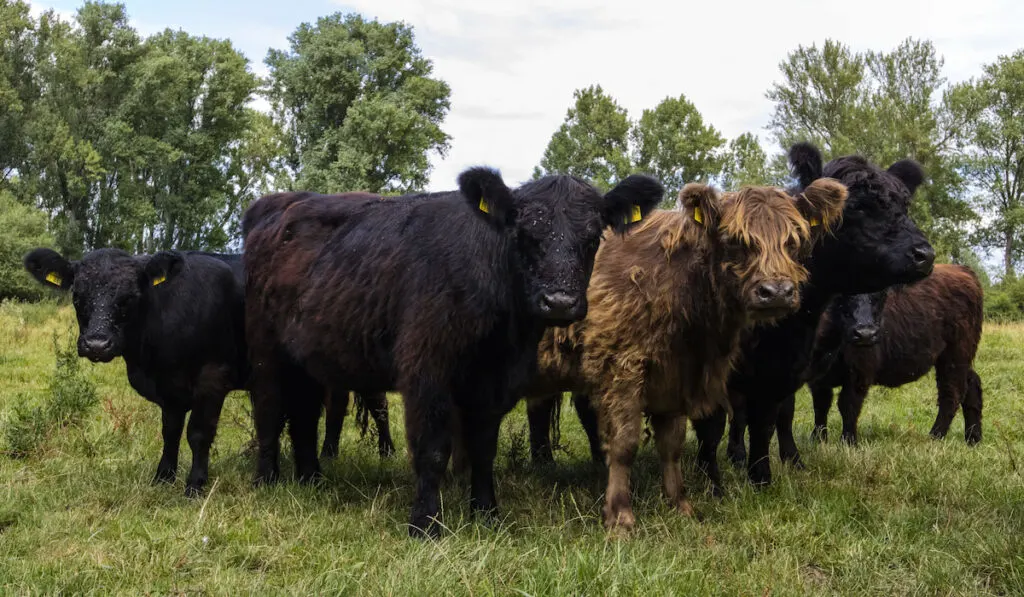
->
[724,143,936,486]
[23,248,248,497]
[241,167,663,537]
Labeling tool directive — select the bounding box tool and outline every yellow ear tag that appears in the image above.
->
[810,216,821,227]
[45,272,62,286]
[152,274,167,286]
[625,204,643,225]
[479,197,489,214]
[693,206,704,225]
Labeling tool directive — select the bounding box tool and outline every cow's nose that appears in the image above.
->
[82,337,112,354]
[541,291,579,313]
[755,281,794,303]
[850,325,880,346]
[912,244,935,272]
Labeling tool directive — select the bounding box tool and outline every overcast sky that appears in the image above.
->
[27,0,1024,193]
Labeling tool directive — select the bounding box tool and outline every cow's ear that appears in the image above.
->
[788,141,824,189]
[887,159,925,195]
[24,248,75,290]
[602,174,664,234]
[678,183,721,235]
[142,251,185,288]
[458,166,515,227]
[797,178,847,234]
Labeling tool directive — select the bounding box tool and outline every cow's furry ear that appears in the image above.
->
[789,141,824,188]
[24,248,75,290]
[458,166,515,227]
[142,251,185,288]
[602,174,664,234]
[678,183,721,233]
[797,178,847,234]
[887,159,925,195]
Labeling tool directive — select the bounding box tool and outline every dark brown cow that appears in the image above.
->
[807,263,984,445]
[529,180,848,531]
[241,167,663,538]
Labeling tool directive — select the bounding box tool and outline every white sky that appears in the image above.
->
[26,0,1024,194]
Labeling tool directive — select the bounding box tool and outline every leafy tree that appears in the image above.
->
[631,93,725,201]
[265,13,451,194]
[0,0,37,191]
[0,191,55,301]
[766,38,975,260]
[950,50,1024,280]
[720,133,772,189]
[533,85,632,192]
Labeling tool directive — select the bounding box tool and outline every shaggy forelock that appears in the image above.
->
[824,156,911,208]
[719,187,811,283]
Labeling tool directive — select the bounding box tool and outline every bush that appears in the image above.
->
[3,330,98,458]
[984,277,1024,322]
[0,191,56,302]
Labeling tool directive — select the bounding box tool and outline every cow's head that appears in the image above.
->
[458,167,663,324]
[789,142,935,294]
[679,179,847,320]
[24,248,184,362]
[831,291,887,346]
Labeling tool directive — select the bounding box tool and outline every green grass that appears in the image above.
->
[1,301,1023,595]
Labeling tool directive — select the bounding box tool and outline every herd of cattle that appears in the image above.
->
[20,141,985,538]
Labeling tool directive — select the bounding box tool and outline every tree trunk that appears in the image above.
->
[1005,229,1015,281]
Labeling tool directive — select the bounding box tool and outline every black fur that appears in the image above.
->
[23,247,248,497]
[241,167,663,538]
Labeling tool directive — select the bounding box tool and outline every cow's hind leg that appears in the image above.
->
[320,390,349,460]
[651,413,695,518]
[726,393,748,468]
[692,407,726,498]
[962,369,983,445]
[572,393,604,463]
[527,393,560,465]
[810,383,834,443]
[363,392,395,458]
[776,393,804,468]
[930,358,964,440]
[154,406,186,485]
[285,367,324,484]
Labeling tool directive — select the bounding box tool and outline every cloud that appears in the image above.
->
[333,0,1024,191]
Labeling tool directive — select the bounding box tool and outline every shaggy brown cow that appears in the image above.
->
[807,264,984,445]
[530,180,848,531]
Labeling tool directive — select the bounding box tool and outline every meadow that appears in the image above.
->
[1,300,1022,596]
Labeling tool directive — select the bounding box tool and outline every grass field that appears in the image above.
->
[1,301,1023,595]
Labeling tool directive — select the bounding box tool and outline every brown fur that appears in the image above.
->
[809,264,984,445]
[531,180,848,531]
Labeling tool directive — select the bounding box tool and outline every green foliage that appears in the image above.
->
[766,38,976,262]
[3,329,97,458]
[0,192,55,301]
[534,85,633,192]
[720,132,774,189]
[631,93,725,197]
[949,50,1024,281]
[265,13,451,194]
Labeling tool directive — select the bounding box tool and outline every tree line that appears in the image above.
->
[1,2,1023,316]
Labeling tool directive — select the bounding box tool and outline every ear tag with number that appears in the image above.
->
[479,197,490,214]
[45,272,62,286]
[152,274,167,286]
[693,206,704,225]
